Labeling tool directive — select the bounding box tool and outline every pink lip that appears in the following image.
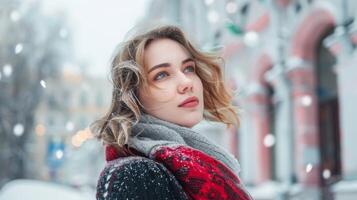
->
[179,96,199,108]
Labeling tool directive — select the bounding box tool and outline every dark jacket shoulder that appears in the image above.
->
[96,156,188,200]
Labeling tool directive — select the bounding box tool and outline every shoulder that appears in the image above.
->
[96,156,188,200]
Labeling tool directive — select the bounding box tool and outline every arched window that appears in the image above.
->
[317,33,342,186]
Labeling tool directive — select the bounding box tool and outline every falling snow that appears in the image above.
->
[15,43,23,54]
[40,80,46,88]
[13,123,24,137]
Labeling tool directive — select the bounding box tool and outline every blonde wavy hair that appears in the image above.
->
[90,25,239,148]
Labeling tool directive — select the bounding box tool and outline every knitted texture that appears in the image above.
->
[129,114,241,177]
[152,145,253,200]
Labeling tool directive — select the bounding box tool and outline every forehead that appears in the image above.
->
[144,38,191,68]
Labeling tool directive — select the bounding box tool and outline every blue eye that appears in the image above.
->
[184,66,195,73]
[154,71,169,81]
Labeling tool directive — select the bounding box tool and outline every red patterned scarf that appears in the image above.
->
[106,144,253,199]
[105,114,253,199]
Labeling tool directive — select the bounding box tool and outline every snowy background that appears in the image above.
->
[0,0,149,198]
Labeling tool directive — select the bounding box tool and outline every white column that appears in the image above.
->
[265,64,294,184]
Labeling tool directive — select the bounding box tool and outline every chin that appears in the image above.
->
[177,113,203,128]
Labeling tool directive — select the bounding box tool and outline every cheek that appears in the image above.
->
[139,85,176,107]
[195,77,204,94]
[138,87,154,108]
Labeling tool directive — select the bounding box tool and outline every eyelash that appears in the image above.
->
[153,65,196,81]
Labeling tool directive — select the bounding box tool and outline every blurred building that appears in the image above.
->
[31,63,110,187]
[145,0,357,199]
[0,0,74,187]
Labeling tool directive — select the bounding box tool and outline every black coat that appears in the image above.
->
[96,156,189,200]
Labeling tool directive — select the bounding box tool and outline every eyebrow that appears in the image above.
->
[147,58,195,74]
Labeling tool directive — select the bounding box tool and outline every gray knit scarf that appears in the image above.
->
[127,114,241,177]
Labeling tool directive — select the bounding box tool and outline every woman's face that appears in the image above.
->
[138,38,204,128]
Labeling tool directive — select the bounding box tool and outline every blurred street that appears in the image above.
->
[1,0,357,199]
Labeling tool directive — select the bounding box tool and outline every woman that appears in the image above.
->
[91,24,253,200]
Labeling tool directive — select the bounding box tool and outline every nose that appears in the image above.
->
[177,74,193,94]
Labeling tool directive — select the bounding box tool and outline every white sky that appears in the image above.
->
[42,0,150,77]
